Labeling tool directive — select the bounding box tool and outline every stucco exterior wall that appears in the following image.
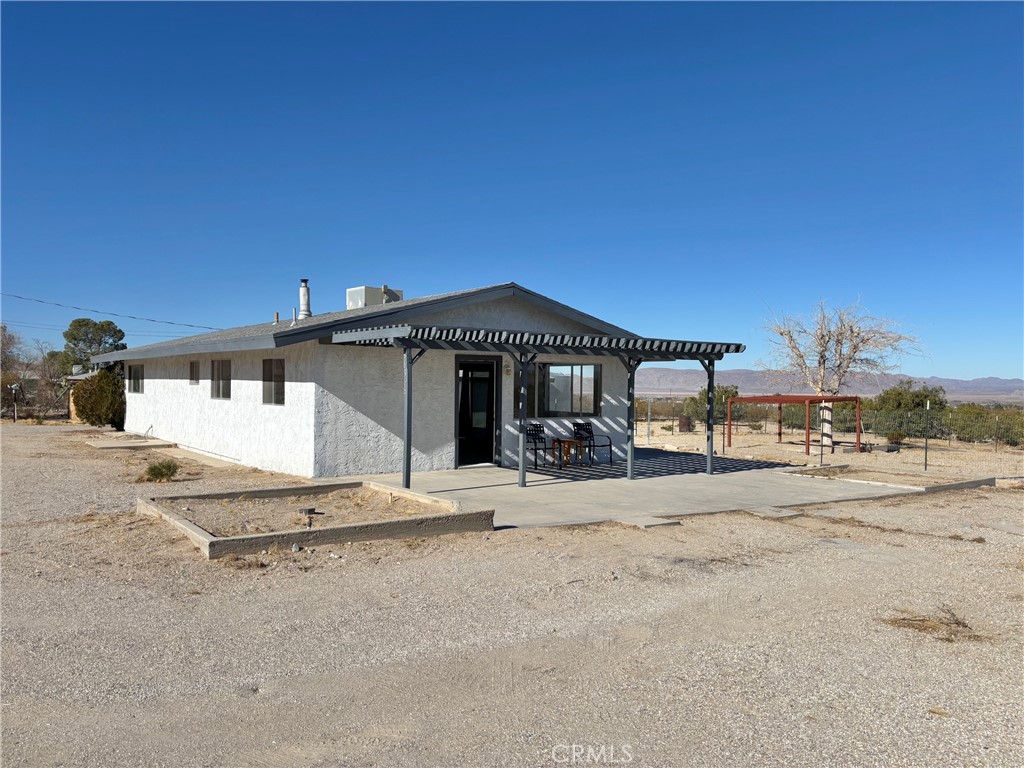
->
[123,345,316,476]
[498,354,629,468]
[414,296,603,334]
[312,344,459,477]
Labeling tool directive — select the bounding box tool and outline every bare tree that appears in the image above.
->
[1,324,29,412]
[32,340,66,416]
[767,302,917,448]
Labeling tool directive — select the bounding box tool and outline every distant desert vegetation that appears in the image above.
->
[636,368,1024,404]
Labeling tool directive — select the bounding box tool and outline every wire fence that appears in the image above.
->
[634,400,1024,478]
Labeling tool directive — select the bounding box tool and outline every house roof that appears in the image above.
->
[91,283,636,363]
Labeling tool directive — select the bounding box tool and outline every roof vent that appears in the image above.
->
[346,285,404,310]
[298,279,312,319]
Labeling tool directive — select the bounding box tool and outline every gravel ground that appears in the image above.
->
[2,424,1022,767]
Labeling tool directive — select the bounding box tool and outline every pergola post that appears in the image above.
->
[701,359,715,475]
[517,352,537,488]
[401,345,426,489]
[619,356,642,480]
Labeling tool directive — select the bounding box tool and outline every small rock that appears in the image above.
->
[260,550,268,555]
[291,543,300,553]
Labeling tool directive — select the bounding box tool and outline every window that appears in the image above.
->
[127,364,144,394]
[519,363,602,418]
[211,360,231,399]
[189,361,200,385]
[262,359,285,405]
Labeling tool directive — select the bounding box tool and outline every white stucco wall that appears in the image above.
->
[123,344,316,476]
[312,344,459,477]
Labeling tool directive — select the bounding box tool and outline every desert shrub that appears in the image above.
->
[72,368,125,430]
[140,460,180,482]
[886,431,905,446]
[660,424,674,432]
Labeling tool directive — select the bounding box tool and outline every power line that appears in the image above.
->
[1,320,185,338]
[0,292,222,331]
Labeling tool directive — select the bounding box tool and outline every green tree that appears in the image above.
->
[682,385,740,425]
[62,318,126,371]
[870,379,947,412]
[71,368,125,430]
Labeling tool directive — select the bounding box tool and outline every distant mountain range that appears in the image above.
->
[635,368,1024,403]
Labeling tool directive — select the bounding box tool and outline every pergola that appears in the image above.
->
[726,395,862,455]
[330,324,746,488]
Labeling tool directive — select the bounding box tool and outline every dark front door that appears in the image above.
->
[457,361,497,466]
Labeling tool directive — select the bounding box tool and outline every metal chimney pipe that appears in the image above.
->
[298,279,312,319]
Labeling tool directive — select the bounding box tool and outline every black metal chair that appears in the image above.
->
[572,422,613,465]
[525,422,549,469]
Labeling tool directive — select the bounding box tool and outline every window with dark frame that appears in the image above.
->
[189,361,200,385]
[211,359,231,400]
[262,359,285,405]
[127,364,144,394]
[518,362,602,418]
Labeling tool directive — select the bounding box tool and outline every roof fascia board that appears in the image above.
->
[91,336,278,363]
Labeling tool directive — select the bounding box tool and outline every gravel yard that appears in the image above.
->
[2,424,1022,767]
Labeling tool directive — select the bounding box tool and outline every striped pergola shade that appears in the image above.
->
[331,324,745,361]
[331,323,745,489]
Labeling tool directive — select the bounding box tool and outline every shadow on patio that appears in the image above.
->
[417,448,793,495]
[534,447,790,482]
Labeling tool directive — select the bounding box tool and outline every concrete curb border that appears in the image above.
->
[781,466,997,493]
[138,482,494,560]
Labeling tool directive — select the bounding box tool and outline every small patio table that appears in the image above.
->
[551,438,589,468]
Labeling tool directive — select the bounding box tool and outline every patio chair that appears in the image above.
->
[525,422,549,469]
[572,422,613,465]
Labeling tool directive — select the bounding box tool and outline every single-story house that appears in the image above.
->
[92,281,745,486]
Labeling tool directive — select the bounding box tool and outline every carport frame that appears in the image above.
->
[727,395,862,455]
[330,325,745,488]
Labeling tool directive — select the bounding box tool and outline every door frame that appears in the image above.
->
[454,355,504,467]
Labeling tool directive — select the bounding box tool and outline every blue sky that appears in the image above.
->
[3,2,1022,380]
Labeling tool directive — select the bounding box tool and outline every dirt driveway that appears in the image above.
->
[2,425,1022,767]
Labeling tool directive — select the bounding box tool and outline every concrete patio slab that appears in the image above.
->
[618,516,681,529]
[745,506,803,520]
[332,448,917,529]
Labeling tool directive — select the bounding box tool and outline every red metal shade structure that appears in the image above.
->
[727,395,862,455]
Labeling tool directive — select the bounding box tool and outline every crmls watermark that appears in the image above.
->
[550,744,634,764]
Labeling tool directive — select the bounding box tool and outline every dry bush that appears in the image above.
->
[881,605,986,642]
[137,460,180,483]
